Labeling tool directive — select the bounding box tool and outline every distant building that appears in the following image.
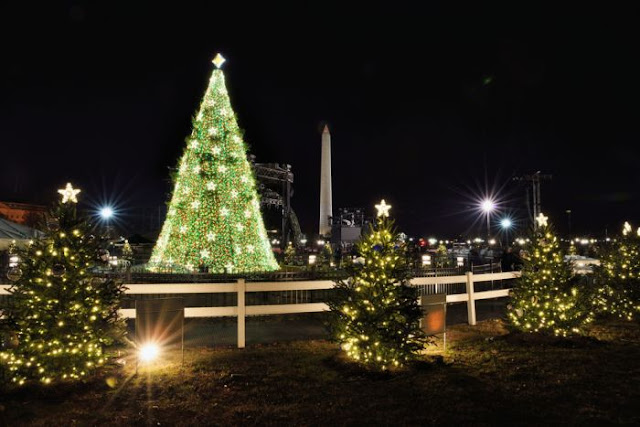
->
[0,201,47,226]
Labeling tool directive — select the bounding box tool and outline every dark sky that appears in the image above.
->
[2,2,639,238]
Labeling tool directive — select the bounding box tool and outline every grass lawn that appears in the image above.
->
[1,318,639,425]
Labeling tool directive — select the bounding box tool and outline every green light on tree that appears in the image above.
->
[150,54,278,273]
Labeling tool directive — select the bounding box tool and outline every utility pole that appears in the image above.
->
[512,171,552,228]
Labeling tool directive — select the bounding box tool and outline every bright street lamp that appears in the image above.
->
[480,199,495,240]
[500,218,512,229]
[100,207,114,219]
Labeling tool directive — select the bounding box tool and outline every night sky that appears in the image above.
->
[2,2,639,239]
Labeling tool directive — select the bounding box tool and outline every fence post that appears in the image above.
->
[465,271,477,326]
[237,278,246,348]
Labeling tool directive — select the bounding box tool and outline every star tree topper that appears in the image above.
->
[212,53,226,69]
[375,199,392,217]
[535,212,549,228]
[57,182,81,204]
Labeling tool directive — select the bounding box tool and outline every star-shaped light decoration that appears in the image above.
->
[535,212,549,228]
[224,263,234,274]
[212,53,226,69]
[208,127,218,137]
[207,181,216,191]
[623,221,632,236]
[246,244,255,253]
[58,183,81,204]
[206,232,216,241]
[375,199,392,217]
[200,249,210,258]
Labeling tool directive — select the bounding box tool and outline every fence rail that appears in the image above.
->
[1,271,520,348]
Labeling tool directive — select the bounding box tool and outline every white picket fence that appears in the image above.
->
[0,271,520,348]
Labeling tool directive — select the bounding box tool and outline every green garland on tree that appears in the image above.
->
[329,200,427,370]
[1,184,125,385]
[507,213,593,336]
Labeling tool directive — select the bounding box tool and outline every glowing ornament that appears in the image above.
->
[375,199,392,217]
[230,190,238,199]
[180,225,187,234]
[240,175,249,184]
[6,267,22,282]
[57,183,81,204]
[207,182,216,191]
[208,127,218,136]
[218,165,227,173]
[190,140,199,148]
[191,200,201,210]
[212,53,226,69]
[52,264,66,277]
[221,207,229,217]
[535,212,549,228]
[193,165,201,174]
[212,146,221,155]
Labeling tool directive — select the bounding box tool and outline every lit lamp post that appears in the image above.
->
[99,206,114,238]
[481,199,495,241]
[500,218,512,247]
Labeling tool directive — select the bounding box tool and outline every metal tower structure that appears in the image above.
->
[249,156,302,248]
[513,171,552,228]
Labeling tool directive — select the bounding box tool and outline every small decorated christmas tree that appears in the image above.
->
[150,54,278,273]
[283,241,296,265]
[507,213,592,336]
[330,200,427,370]
[121,239,134,263]
[0,184,125,385]
[593,221,640,320]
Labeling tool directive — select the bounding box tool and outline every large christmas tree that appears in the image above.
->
[1,184,125,385]
[329,200,427,370]
[150,54,278,273]
[507,213,592,336]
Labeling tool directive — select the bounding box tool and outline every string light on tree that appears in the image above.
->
[329,200,428,370]
[0,187,125,385]
[507,213,592,336]
[149,53,278,273]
